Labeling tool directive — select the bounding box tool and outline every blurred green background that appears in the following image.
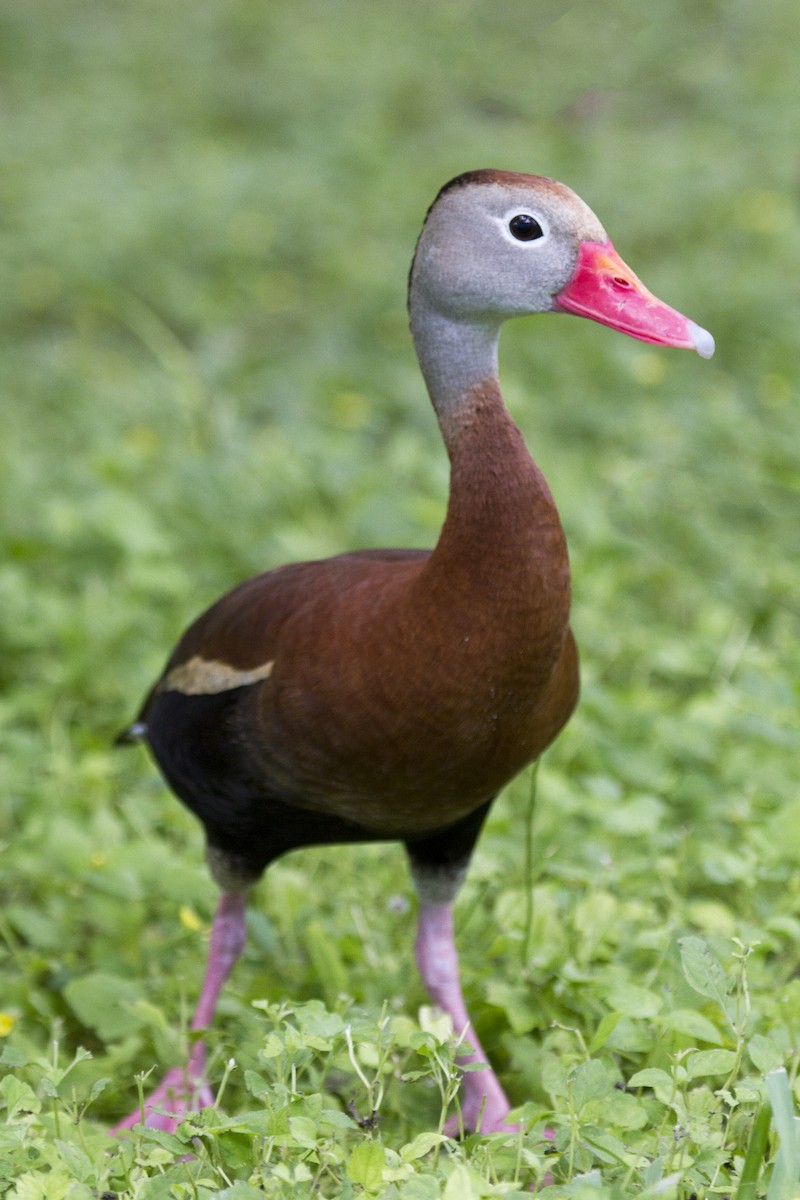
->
[1,0,798,1166]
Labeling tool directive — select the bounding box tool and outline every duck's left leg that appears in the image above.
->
[406,800,518,1135]
[114,890,247,1134]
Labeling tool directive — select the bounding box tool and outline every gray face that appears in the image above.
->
[410,176,607,322]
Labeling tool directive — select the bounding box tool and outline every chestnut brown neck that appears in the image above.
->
[426,379,570,647]
[407,293,571,676]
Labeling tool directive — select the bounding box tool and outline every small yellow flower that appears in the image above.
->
[179,905,202,932]
[0,1012,16,1036]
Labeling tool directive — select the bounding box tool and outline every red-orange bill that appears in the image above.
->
[554,240,714,358]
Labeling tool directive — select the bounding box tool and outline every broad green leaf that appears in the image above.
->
[654,1008,724,1043]
[570,1059,612,1112]
[401,1131,449,1162]
[0,1046,29,1068]
[215,1131,257,1169]
[605,983,663,1018]
[0,1075,41,1119]
[4,905,62,951]
[288,1115,318,1148]
[685,1048,738,1078]
[244,1069,270,1097]
[643,1156,665,1188]
[140,1126,192,1154]
[396,1178,441,1200]
[348,1140,386,1191]
[581,1126,630,1164]
[219,1186,272,1200]
[443,1164,483,1199]
[319,1108,359,1132]
[748,1034,785,1074]
[260,1033,285,1059]
[603,1090,649,1130]
[63,972,144,1040]
[484,981,540,1034]
[628,1068,673,1091]
[678,937,732,1012]
[53,1140,94,1183]
[87,1076,111,1104]
[589,1011,623,1053]
[541,1056,569,1099]
[295,1001,346,1041]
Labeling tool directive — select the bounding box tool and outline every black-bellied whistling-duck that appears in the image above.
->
[114,170,713,1136]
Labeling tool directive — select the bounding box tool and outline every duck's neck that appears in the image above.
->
[411,305,502,424]
[410,303,571,644]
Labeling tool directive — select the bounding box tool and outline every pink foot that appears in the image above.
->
[414,902,522,1136]
[113,1061,215,1134]
[113,893,247,1136]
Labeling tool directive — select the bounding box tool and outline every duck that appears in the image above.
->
[114,169,713,1135]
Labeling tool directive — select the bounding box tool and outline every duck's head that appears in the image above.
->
[409,169,714,358]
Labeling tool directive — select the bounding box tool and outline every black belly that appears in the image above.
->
[144,686,492,882]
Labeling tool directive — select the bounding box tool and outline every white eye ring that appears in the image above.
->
[497,210,549,247]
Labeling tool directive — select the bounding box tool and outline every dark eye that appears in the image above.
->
[509,213,544,242]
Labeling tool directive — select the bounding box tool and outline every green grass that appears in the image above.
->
[1,0,799,1195]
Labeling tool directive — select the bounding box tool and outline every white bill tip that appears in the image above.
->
[688,321,715,359]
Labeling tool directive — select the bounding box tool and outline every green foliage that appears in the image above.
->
[1,0,798,1195]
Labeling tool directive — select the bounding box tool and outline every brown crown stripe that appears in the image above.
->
[433,168,557,201]
[160,655,274,696]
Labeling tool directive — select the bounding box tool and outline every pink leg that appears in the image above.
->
[415,902,516,1134]
[114,891,247,1134]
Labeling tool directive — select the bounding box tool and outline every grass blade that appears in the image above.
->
[766,1069,800,1200]
[735,1095,772,1200]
